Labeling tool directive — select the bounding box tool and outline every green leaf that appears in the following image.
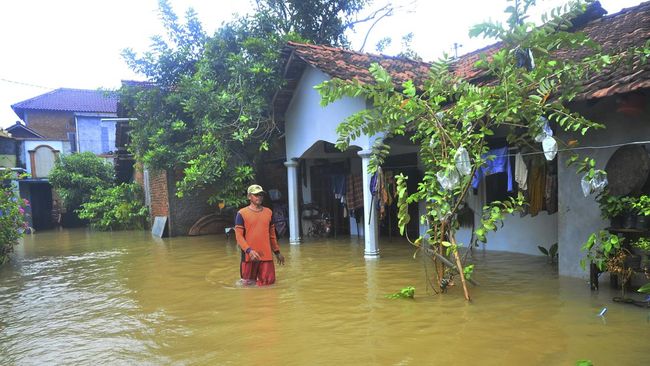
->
[637,282,650,294]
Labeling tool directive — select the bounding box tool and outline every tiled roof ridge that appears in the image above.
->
[286,41,431,66]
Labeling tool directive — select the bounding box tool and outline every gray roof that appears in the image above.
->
[11,88,118,120]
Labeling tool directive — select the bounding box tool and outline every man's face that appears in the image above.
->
[249,192,264,205]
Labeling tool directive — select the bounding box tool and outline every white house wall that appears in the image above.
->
[284,66,371,159]
[558,98,650,279]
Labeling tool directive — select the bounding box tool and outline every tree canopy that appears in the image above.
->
[120,0,393,206]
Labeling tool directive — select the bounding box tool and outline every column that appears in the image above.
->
[284,160,301,245]
[358,150,380,258]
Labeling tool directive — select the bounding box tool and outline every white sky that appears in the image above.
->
[0,0,643,128]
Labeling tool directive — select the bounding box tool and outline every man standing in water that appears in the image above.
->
[235,184,285,286]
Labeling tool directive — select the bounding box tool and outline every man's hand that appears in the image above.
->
[248,249,261,261]
[275,252,285,265]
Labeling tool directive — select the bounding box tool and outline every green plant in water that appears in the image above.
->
[1,170,30,265]
[637,282,650,294]
[580,230,623,271]
[387,286,415,299]
[575,360,593,366]
[316,0,634,301]
[77,183,149,231]
[538,242,558,263]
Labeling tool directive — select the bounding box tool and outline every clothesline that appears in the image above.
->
[437,139,650,163]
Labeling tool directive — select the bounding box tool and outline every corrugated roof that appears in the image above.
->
[11,88,118,120]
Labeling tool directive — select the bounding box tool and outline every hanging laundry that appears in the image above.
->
[528,155,547,216]
[471,146,513,192]
[330,174,346,199]
[514,152,528,191]
[346,174,364,210]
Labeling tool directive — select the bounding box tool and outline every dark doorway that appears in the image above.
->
[19,181,54,231]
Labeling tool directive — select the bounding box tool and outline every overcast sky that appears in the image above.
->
[0,0,643,128]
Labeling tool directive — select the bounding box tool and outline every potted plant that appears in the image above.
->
[631,236,650,269]
[620,196,638,229]
[632,195,650,230]
[597,194,626,228]
[581,230,625,272]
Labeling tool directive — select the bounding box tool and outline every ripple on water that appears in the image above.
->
[1,231,649,365]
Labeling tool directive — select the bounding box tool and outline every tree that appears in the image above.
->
[317,0,647,300]
[121,0,392,207]
[48,152,114,214]
[1,170,29,264]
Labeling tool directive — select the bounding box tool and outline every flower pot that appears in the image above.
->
[610,215,624,229]
[635,215,650,230]
[622,212,636,229]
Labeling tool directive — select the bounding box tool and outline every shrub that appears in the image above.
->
[77,183,148,230]
[1,170,29,264]
[48,152,114,212]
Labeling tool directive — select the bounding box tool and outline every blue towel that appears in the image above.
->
[471,147,513,192]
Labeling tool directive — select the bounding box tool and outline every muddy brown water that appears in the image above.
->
[1,229,648,365]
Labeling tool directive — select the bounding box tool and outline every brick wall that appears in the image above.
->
[167,169,218,236]
[25,110,75,140]
[148,169,169,218]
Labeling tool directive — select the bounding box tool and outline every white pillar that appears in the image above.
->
[284,160,301,245]
[358,150,380,258]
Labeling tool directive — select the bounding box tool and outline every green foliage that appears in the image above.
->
[1,170,30,265]
[631,237,650,252]
[77,183,149,231]
[463,264,475,280]
[48,152,114,212]
[637,282,650,294]
[538,242,559,263]
[596,193,627,219]
[580,230,623,271]
[121,0,375,206]
[317,0,628,296]
[575,361,593,366]
[632,195,650,216]
[387,286,415,299]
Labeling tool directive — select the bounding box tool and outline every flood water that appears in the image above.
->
[1,229,648,365]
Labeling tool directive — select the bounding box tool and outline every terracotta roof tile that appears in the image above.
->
[278,1,649,114]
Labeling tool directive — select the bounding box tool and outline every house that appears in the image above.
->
[0,129,18,168]
[273,1,650,279]
[8,88,119,230]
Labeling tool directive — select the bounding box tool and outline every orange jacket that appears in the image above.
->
[235,207,280,261]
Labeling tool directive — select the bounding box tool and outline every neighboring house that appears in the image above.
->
[8,88,119,230]
[0,129,18,168]
[273,1,650,279]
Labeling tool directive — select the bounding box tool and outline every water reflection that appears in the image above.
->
[0,229,648,365]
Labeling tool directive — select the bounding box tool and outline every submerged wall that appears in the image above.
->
[456,187,558,256]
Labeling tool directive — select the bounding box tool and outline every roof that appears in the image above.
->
[0,129,12,139]
[274,43,431,117]
[5,121,45,139]
[275,1,650,117]
[11,88,118,120]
